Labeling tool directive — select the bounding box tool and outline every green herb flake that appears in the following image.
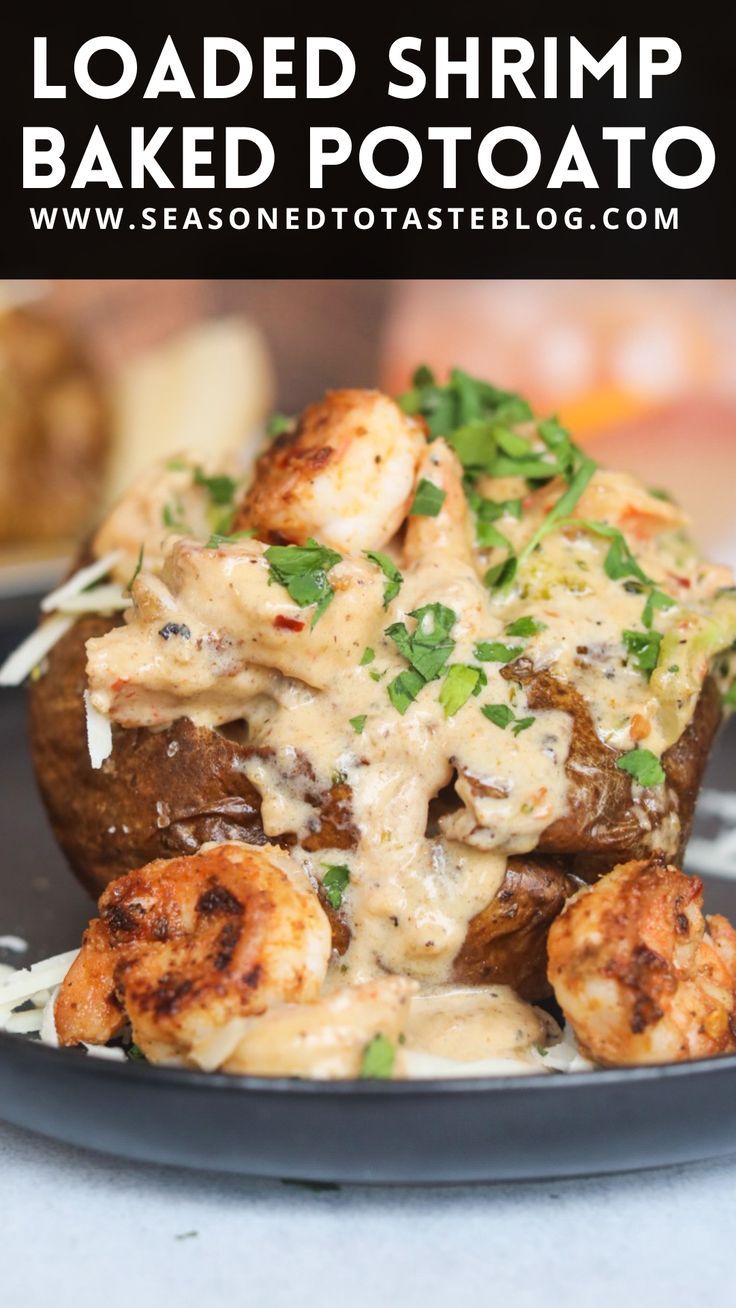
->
[474,641,523,664]
[505,616,546,638]
[205,529,256,549]
[193,467,238,506]
[616,748,666,788]
[162,502,188,531]
[364,550,403,607]
[349,714,367,734]
[514,456,597,575]
[386,604,457,684]
[360,646,375,665]
[267,412,293,437]
[410,479,446,518]
[623,629,663,678]
[511,716,536,736]
[439,664,486,717]
[481,703,535,735]
[124,543,144,595]
[387,668,426,715]
[165,458,188,472]
[126,1043,147,1062]
[723,683,736,708]
[265,538,342,629]
[642,588,675,630]
[360,1033,395,1079]
[321,863,351,910]
[485,555,518,592]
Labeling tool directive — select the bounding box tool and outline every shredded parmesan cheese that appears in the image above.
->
[40,551,122,613]
[0,614,76,687]
[84,691,113,769]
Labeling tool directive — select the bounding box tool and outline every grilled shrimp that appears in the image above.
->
[55,843,331,1064]
[547,858,736,1066]
[235,389,425,552]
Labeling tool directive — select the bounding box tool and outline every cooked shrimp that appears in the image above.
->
[55,843,331,1064]
[404,438,475,566]
[93,454,226,584]
[235,389,425,552]
[547,858,736,1066]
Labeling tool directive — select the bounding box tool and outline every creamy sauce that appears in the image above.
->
[83,417,736,1074]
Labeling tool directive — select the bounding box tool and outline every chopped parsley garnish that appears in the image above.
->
[387,604,456,682]
[205,529,256,548]
[364,550,403,607]
[267,412,293,436]
[616,748,666,788]
[475,520,512,552]
[513,456,597,575]
[124,543,144,595]
[623,629,663,678]
[386,604,457,714]
[642,588,675,629]
[410,479,446,517]
[485,555,519,591]
[398,366,531,447]
[439,664,487,717]
[369,668,385,683]
[193,467,238,506]
[723,682,736,708]
[126,1043,147,1061]
[481,704,535,735]
[474,641,523,664]
[265,538,342,628]
[360,1033,395,1079]
[321,863,351,910]
[162,501,189,531]
[349,714,367,734]
[165,457,188,472]
[360,647,375,665]
[387,668,426,714]
[505,616,546,638]
[465,492,523,554]
[494,426,532,458]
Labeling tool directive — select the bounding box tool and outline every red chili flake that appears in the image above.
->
[111,678,129,692]
[273,614,305,632]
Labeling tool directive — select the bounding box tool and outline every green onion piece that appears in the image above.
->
[349,714,367,735]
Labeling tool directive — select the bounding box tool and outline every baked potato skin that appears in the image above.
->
[502,661,721,878]
[453,857,578,1000]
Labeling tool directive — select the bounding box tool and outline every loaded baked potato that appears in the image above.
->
[22,371,736,1007]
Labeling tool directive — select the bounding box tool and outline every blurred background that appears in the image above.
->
[1,277,735,594]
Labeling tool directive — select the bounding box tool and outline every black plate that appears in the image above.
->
[2,596,736,1183]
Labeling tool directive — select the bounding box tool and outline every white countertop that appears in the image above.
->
[1,1117,733,1307]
